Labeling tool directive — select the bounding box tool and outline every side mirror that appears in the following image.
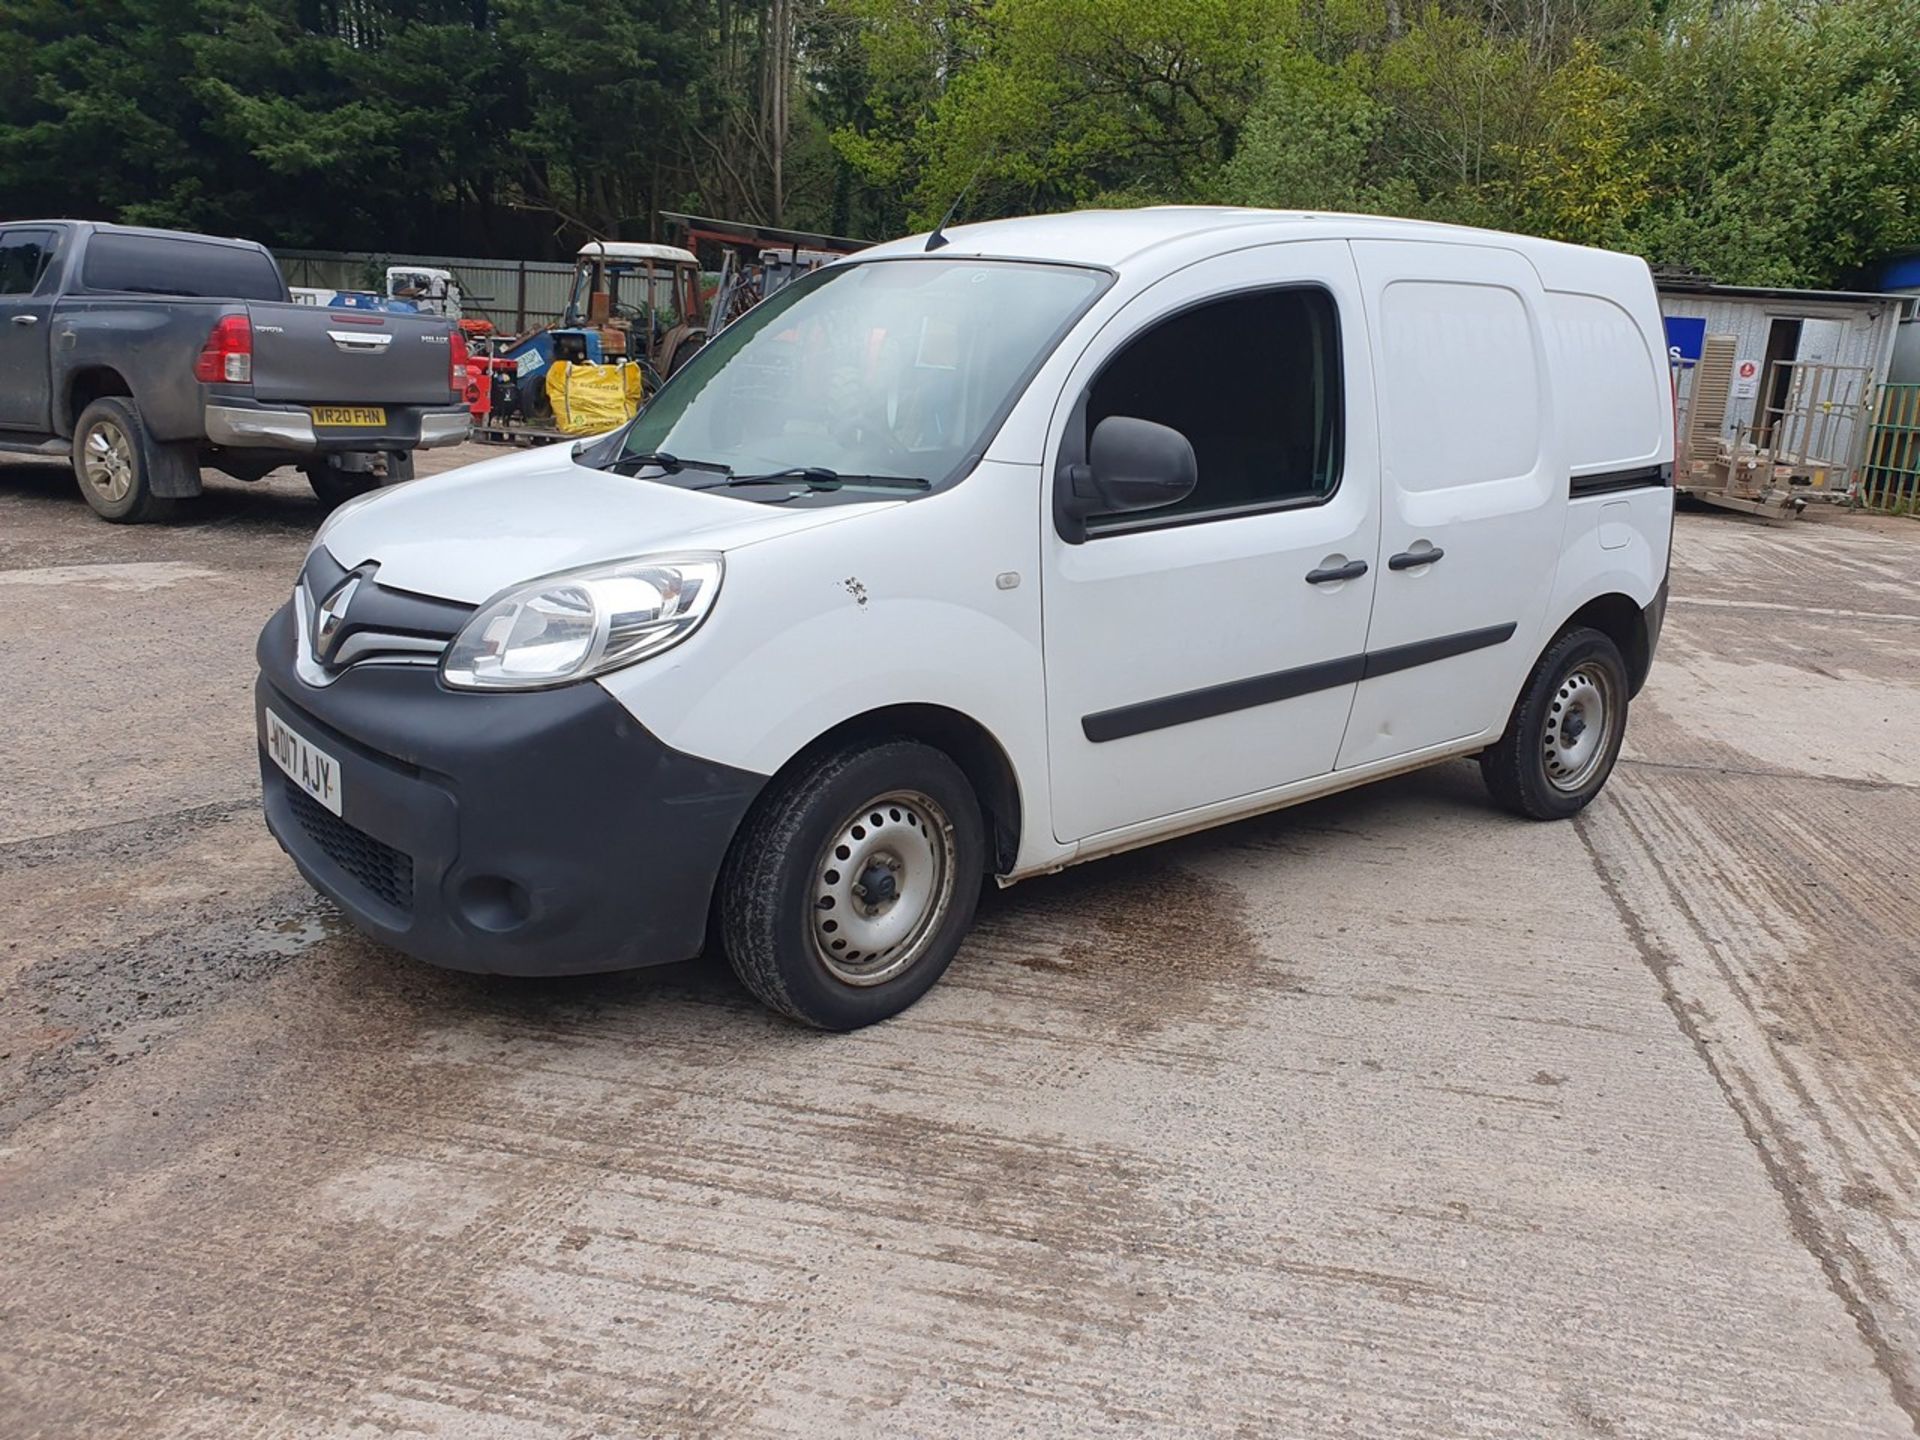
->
[1058,416,1197,541]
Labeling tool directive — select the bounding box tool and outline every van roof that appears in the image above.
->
[860,205,1617,272]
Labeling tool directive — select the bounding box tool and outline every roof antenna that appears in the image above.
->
[925,153,993,252]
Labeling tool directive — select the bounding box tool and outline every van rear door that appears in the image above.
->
[1335,240,1563,769]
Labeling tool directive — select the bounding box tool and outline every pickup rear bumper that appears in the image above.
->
[206,400,471,452]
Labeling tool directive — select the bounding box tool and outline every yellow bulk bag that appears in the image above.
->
[546,359,644,435]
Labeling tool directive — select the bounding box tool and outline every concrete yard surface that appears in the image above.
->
[1,455,1917,1438]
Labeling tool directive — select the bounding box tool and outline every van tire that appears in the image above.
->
[72,397,179,523]
[717,740,985,1030]
[1480,626,1629,821]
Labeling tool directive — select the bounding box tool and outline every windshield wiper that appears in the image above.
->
[715,467,931,492]
[606,450,732,477]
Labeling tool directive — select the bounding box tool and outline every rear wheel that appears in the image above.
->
[72,397,178,523]
[305,451,412,510]
[304,462,378,511]
[717,740,985,1030]
[1480,626,1629,820]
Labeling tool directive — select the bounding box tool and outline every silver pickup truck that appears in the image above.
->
[0,220,471,522]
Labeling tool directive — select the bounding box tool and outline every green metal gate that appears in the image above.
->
[1863,384,1920,513]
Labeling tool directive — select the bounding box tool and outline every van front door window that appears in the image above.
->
[1083,287,1343,530]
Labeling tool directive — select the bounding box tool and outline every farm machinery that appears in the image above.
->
[474,219,869,443]
[478,242,706,438]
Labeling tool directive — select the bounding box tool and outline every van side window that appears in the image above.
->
[1084,287,1341,530]
[1378,280,1540,487]
[0,230,55,296]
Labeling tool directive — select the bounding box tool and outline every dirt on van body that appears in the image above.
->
[2,457,1918,1439]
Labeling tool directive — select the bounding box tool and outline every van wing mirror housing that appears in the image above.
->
[1057,416,1198,543]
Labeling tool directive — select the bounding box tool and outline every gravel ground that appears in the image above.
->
[1,451,1917,1439]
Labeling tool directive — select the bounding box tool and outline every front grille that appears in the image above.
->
[284,779,415,913]
[300,547,474,674]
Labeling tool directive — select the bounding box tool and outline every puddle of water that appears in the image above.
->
[0,561,220,592]
[251,914,338,959]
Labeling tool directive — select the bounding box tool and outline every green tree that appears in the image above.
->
[1217,48,1379,213]
[822,0,984,235]
[0,0,235,232]
[909,0,1293,222]
[1497,38,1649,249]
[1624,0,1920,285]
[0,0,1915,282]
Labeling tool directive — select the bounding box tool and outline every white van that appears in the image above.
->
[256,208,1673,1029]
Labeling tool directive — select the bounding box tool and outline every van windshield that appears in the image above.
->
[613,258,1107,495]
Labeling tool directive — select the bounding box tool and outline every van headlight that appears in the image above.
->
[441,553,722,690]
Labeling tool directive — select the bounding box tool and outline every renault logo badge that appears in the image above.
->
[314,566,373,663]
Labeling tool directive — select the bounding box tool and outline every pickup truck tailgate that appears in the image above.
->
[246,302,455,406]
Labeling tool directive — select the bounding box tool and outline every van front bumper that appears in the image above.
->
[254,601,765,977]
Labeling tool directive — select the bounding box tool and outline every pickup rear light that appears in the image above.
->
[449,330,468,398]
[193,314,252,384]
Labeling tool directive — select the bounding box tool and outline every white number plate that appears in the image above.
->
[263,708,343,816]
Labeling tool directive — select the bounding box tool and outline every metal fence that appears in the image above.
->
[1863,383,1920,514]
[274,248,576,334]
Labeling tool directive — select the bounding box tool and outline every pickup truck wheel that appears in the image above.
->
[304,463,378,511]
[717,740,985,1030]
[72,397,177,523]
[1480,626,1629,820]
[305,453,414,510]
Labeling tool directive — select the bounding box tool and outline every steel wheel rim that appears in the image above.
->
[82,421,135,504]
[809,790,955,987]
[1543,665,1616,792]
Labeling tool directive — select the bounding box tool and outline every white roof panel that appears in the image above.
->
[857,206,1643,289]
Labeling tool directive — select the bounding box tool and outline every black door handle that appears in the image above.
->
[1388,547,1444,571]
[1305,559,1368,584]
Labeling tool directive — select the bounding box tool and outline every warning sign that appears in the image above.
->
[1733,358,1760,400]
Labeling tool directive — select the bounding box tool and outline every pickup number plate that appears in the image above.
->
[263,708,343,816]
[311,406,387,427]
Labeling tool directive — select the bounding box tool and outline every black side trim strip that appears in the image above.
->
[1081,623,1517,743]
[1082,654,1366,743]
[1571,463,1671,497]
[1360,622,1517,680]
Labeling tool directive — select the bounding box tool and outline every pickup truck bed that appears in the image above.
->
[0,220,471,521]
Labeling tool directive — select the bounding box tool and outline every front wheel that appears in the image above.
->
[1480,626,1629,820]
[716,740,985,1030]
